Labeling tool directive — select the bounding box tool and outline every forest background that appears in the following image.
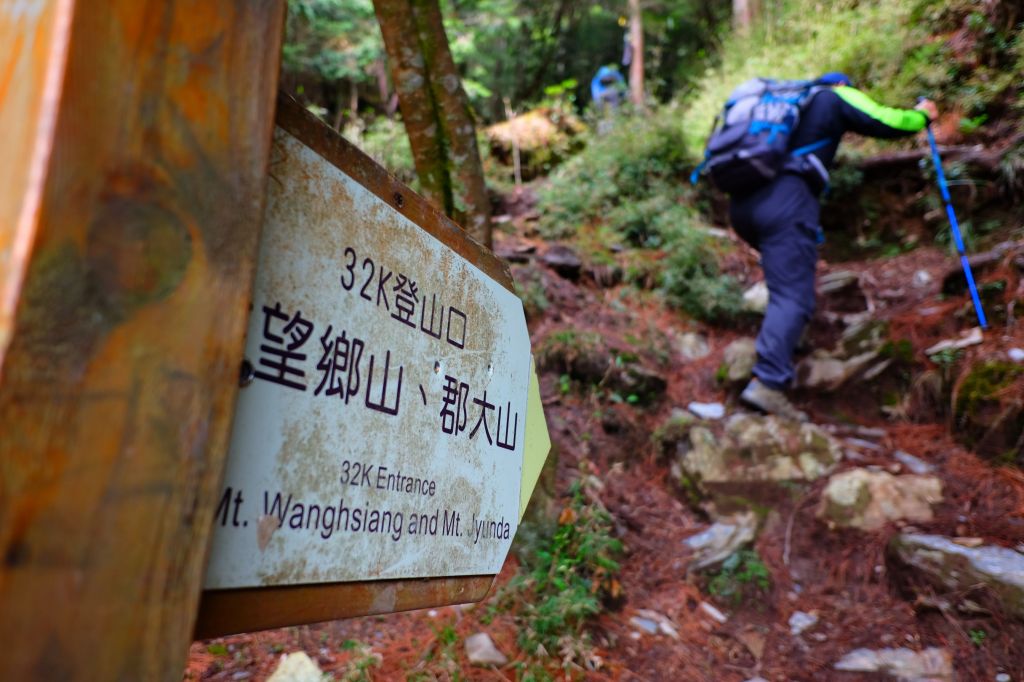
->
[188,1,1024,679]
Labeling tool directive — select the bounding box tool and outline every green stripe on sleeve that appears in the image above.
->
[834,86,929,132]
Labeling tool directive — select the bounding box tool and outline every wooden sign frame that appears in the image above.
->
[192,94,517,639]
[0,1,286,679]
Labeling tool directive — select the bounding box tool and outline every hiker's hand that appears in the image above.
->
[915,98,938,122]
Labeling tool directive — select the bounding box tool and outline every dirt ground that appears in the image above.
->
[186,191,1024,681]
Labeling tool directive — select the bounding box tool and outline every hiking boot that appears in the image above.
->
[740,379,808,423]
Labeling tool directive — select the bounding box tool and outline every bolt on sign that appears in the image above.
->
[196,96,549,636]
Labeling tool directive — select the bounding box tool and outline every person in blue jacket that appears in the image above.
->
[591,65,626,113]
[735,72,938,421]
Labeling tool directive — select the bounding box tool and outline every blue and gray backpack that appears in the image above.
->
[691,78,829,195]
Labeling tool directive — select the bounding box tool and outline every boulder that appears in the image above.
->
[742,282,769,313]
[889,533,1024,619]
[893,450,935,475]
[465,632,508,666]
[537,328,607,382]
[951,360,1024,464]
[684,511,758,571]
[788,610,818,636]
[542,244,583,280]
[796,350,882,391]
[607,363,667,405]
[483,107,585,178]
[722,338,757,384]
[818,469,942,531]
[653,409,696,455]
[838,319,890,358]
[795,319,890,391]
[817,270,860,296]
[834,647,953,680]
[267,652,323,682]
[818,270,868,313]
[680,414,842,512]
[676,331,711,361]
[688,401,725,421]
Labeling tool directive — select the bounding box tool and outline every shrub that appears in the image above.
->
[497,475,623,674]
[659,224,745,323]
[345,116,417,186]
[706,549,771,605]
[537,105,690,239]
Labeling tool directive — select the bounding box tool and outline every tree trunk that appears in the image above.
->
[373,0,492,247]
[733,0,760,35]
[374,59,391,116]
[628,0,644,107]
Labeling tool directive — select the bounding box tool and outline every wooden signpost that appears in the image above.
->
[195,96,550,637]
[0,3,549,679]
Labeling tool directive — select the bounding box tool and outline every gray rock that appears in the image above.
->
[788,610,819,636]
[995,673,1011,682]
[890,533,1024,619]
[893,451,935,475]
[676,332,711,361]
[684,511,758,571]
[818,270,860,296]
[819,469,942,531]
[680,415,842,512]
[629,616,659,634]
[609,363,667,405]
[794,319,891,391]
[688,401,726,421]
[834,647,953,680]
[742,282,769,313]
[1009,348,1024,364]
[634,609,680,639]
[267,652,324,682]
[465,632,508,666]
[796,351,882,391]
[723,338,757,384]
[654,409,696,453]
[840,319,890,358]
[542,244,582,279]
[924,327,983,355]
[913,270,934,288]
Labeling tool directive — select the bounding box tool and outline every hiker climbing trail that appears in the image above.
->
[184,0,1023,679]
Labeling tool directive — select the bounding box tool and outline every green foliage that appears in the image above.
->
[344,117,417,186]
[659,226,745,322]
[537,328,605,381]
[537,105,743,322]
[284,0,382,84]
[205,643,228,657]
[513,267,551,321]
[684,0,1023,156]
[443,0,728,120]
[496,477,622,673]
[338,640,383,682]
[538,105,691,239]
[969,628,988,647]
[706,549,771,605]
[406,624,462,681]
[955,360,1023,417]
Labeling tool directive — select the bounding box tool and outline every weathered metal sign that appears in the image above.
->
[203,101,534,592]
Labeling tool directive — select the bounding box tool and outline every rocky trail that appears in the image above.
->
[187,187,1024,681]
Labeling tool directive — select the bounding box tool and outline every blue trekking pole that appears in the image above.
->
[924,123,988,329]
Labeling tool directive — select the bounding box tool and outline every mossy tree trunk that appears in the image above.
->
[373,0,492,248]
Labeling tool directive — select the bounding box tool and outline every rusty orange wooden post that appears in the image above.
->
[0,1,285,679]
